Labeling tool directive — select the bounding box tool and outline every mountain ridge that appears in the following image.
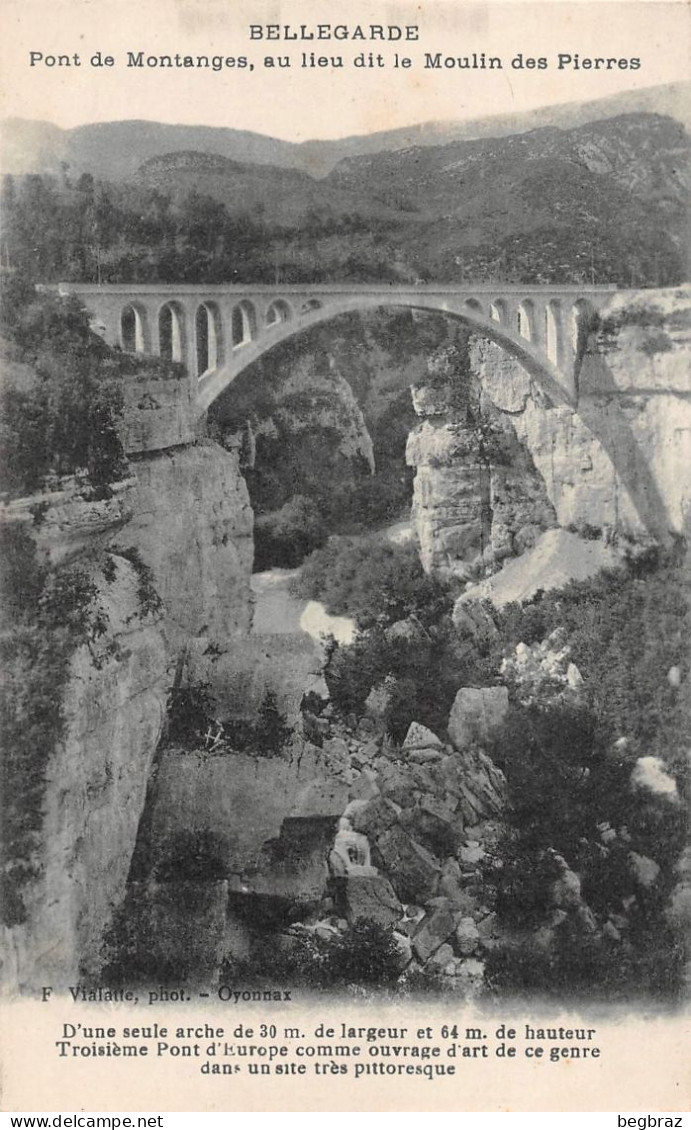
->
[2,80,688,179]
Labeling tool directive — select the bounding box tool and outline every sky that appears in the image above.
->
[0,0,688,141]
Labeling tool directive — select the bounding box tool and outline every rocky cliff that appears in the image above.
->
[407,287,690,583]
[475,287,691,543]
[2,368,255,989]
[406,345,557,579]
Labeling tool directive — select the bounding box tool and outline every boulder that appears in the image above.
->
[456,958,485,983]
[631,756,679,801]
[567,662,584,690]
[412,905,456,963]
[399,797,460,858]
[458,841,486,870]
[347,767,381,802]
[375,826,441,904]
[341,875,402,928]
[448,686,509,751]
[391,931,414,970]
[629,852,661,888]
[322,736,350,766]
[363,677,397,725]
[454,917,480,956]
[551,860,583,908]
[438,859,477,913]
[426,942,455,971]
[350,795,400,839]
[402,722,444,752]
[376,761,414,807]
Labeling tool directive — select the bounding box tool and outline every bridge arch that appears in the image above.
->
[120,303,150,353]
[231,300,257,347]
[517,299,537,342]
[197,292,582,416]
[265,299,292,328]
[464,297,484,316]
[545,299,561,365]
[196,301,224,376]
[301,298,323,315]
[158,301,186,363]
[489,299,508,325]
[200,292,672,545]
[570,297,597,353]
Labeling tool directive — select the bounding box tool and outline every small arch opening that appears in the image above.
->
[196,302,223,376]
[570,298,596,354]
[545,300,561,364]
[517,301,535,341]
[489,299,508,324]
[158,302,185,363]
[464,298,484,316]
[231,300,257,347]
[266,299,292,327]
[300,298,322,315]
[120,304,148,353]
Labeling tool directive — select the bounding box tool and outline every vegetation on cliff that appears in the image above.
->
[0,525,108,924]
[0,274,128,498]
[295,539,449,631]
[318,544,688,999]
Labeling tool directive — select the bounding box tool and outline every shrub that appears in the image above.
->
[0,277,128,498]
[223,691,292,758]
[253,495,327,570]
[296,538,450,630]
[115,547,162,617]
[155,830,228,882]
[222,919,401,989]
[165,681,216,749]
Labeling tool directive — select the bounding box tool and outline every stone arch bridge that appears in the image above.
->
[59,282,619,413]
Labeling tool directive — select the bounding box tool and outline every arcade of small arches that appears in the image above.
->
[60,283,618,410]
[120,295,296,374]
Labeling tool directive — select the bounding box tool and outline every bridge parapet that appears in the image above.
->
[59,282,619,412]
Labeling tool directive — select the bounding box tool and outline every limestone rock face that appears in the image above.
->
[448,687,510,751]
[141,746,349,877]
[255,361,375,472]
[457,528,620,611]
[2,478,135,567]
[5,558,169,988]
[121,443,254,650]
[3,372,258,989]
[406,381,556,578]
[472,287,691,542]
[118,370,196,454]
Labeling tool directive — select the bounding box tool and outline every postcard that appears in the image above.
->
[0,0,689,1114]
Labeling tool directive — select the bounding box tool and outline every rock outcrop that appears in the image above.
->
[406,346,557,579]
[473,286,691,543]
[2,368,256,989]
[408,289,690,585]
[4,555,169,988]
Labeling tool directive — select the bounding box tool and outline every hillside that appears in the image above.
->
[2,110,688,286]
[1,80,688,179]
[324,113,690,283]
[133,151,403,226]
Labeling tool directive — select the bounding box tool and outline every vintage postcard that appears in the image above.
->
[0,0,689,1115]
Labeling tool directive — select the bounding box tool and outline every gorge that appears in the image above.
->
[1,281,689,1002]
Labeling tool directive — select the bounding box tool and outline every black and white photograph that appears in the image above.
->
[0,0,689,1114]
